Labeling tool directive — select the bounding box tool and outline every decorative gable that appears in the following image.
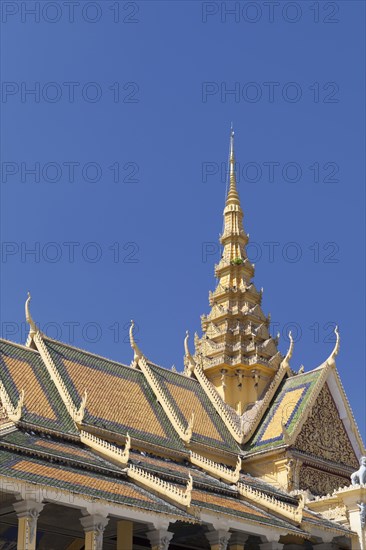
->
[294,383,359,469]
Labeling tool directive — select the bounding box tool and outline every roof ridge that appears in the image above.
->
[294,364,327,376]
[42,336,131,370]
[0,338,40,354]
[148,360,199,382]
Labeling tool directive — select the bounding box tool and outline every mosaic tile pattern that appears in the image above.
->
[246,370,323,451]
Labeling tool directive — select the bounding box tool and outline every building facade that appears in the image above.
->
[0,131,365,549]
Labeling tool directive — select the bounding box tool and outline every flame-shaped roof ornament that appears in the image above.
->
[129,320,143,362]
[25,292,37,336]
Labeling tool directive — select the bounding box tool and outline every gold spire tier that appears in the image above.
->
[194,128,282,414]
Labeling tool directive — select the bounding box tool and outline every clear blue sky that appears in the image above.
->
[1,1,365,437]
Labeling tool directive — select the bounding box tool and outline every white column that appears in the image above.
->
[80,513,109,550]
[13,499,44,550]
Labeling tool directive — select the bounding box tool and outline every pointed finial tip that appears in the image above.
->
[25,291,36,334]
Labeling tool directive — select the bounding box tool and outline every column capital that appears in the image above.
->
[147,529,174,550]
[13,499,44,517]
[205,529,232,550]
[80,513,109,550]
[229,532,249,544]
[13,499,44,550]
[80,513,109,532]
[229,532,249,549]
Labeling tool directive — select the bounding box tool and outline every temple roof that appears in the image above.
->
[0,423,350,538]
[146,362,240,453]
[0,339,77,436]
[42,337,184,452]
[0,331,358,539]
[0,447,191,519]
[0,129,363,542]
[0,429,122,474]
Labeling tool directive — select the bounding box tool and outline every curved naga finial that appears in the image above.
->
[129,320,143,362]
[74,389,87,423]
[234,455,242,479]
[281,331,294,370]
[25,292,37,336]
[326,326,340,368]
[186,473,193,498]
[124,433,131,454]
[184,331,196,377]
[184,411,195,442]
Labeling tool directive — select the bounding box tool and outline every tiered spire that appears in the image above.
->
[194,128,282,414]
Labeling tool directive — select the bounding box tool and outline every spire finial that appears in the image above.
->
[226,124,240,205]
[25,292,37,336]
[129,320,143,362]
[230,123,234,159]
[326,325,340,368]
[184,330,196,377]
[281,331,294,370]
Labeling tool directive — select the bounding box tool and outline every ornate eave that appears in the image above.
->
[80,430,131,466]
[190,451,241,483]
[128,464,193,507]
[237,482,305,523]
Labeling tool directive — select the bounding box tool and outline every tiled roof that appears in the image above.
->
[129,451,235,492]
[245,369,324,451]
[239,472,298,504]
[191,489,307,535]
[0,340,77,435]
[42,338,184,451]
[0,448,192,519]
[302,509,353,535]
[147,363,239,453]
[0,429,121,474]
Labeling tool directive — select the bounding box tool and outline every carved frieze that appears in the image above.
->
[295,384,358,468]
[299,465,348,496]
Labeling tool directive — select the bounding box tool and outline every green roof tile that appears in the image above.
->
[0,340,77,435]
[148,363,240,453]
[42,338,184,451]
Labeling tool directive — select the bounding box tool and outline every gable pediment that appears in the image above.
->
[294,383,359,469]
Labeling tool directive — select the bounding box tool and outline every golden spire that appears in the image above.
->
[226,124,241,207]
[194,128,282,413]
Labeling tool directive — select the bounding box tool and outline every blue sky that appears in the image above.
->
[1,1,365,437]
